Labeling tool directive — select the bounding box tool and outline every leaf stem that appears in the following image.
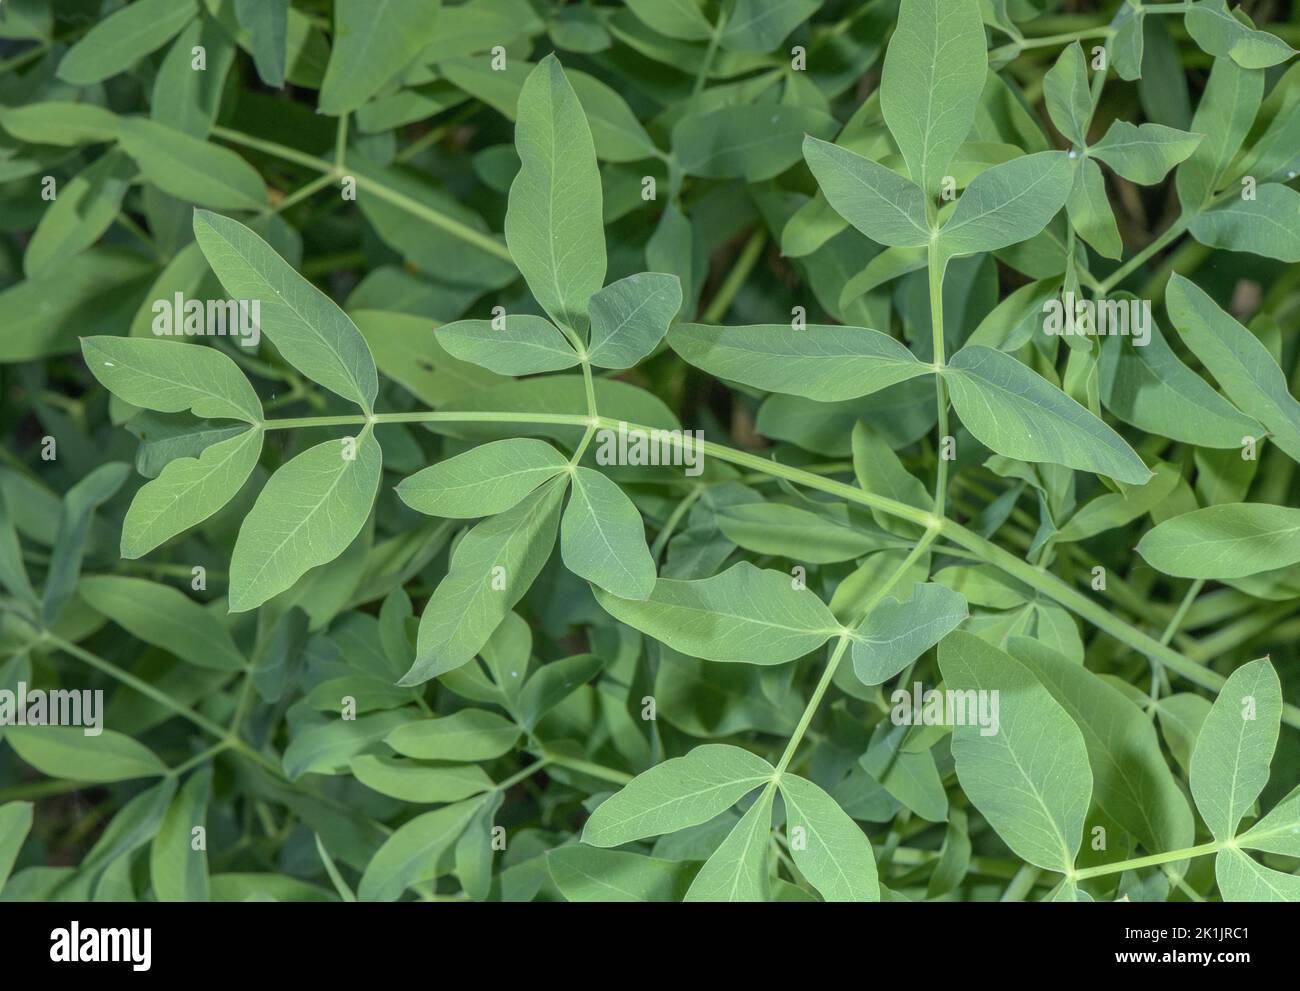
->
[927,243,950,515]
[702,228,766,323]
[1072,840,1223,881]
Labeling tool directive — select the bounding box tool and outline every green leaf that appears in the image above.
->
[505,54,606,335]
[25,151,135,276]
[802,137,931,248]
[1089,121,1202,184]
[7,726,166,783]
[1137,504,1300,580]
[944,346,1152,484]
[548,846,694,902]
[587,273,682,370]
[719,0,821,54]
[358,797,483,901]
[1043,42,1091,147]
[561,468,656,600]
[1239,784,1300,858]
[1098,321,1262,450]
[715,502,891,564]
[80,576,245,671]
[683,785,775,901]
[1008,637,1193,857]
[938,631,1093,873]
[880,0,988,197]
[1176,57,1262,210]
[437,316,579,375]
[121,428,264,559]
[405,478,566,684]
[583,744,773,847]
[1166,274,1300,463]
[850,583,968,686]
[1215,847,1300,901]
[0,801,33,896]
[82,337,262,425]
[593,561,840,664]
[1184,0,1295,70]
[673,105,837,182]
[669,322,932,402]
[778,773,880,902]
[153,16,236,138]
[350,756,494,802]
[1189,658,1281,841]
[397,439,568,519]
[937,152,1073,258]
[516,653,603,731]
[385,709,520,762]
[0,102,120,145]
[319,0,443,115]
[1189,183,1300,263]
[194,210,379,412]
[43,463,130,625]
[236,0,289,88]
[228,428,382,612]
[1065,157,1122,260]
[150,767,211,901]
[119,118,265,211]
[623,0,712,41]
[57,0,197,85]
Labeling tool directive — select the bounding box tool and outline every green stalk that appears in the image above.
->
[1072,840,1223,881]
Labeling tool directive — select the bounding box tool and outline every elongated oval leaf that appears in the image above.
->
[1137,504,1300,580]
[396,438,568,519]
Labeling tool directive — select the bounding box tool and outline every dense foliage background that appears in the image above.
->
[0,0,1298,903]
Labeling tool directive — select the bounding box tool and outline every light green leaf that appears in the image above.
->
[7,726,166,783]
[194,210,379,412]
[0,801,32,894]
[850,583,968,686]
[0,102,120,145]
[561,468,655,600]
[778,773,879,902]
[593,561,839,664]
[939,631,1093,873]
[80,575,245,671]
[716,502,891,564]
[944,346,1152,484]
[548,846,694,902]
[153,16,236,138]
[437,316,579,375]
[1189,183,1300,263]
[1189,658,1281,841]
[358,797,483,902]
[587,273,682,369]
[623,0,712,41]
[684,786,775,901]
[1166,273,1300,463]
[1215,847,1300,901]
[1065,157,1122,260]
[1009,637,1194,857]
[119,118,265,211]
[397,439,568,519]
[405,478,566,684]
[82,336,262,425]
[43,463,130,625]
[938,152,1073,258]
[151,767,211,901]
[1098,321,1263,450]
[350,756,494,802]
[1043,42,1091,147]
[228,428,382,612]
[802,137,931,248]
[1089,121,1202,184]
[1176,57,1262,210]
[385,709,520,762]
[669,322,931,402]
[121,427,263,559]
[1137,505,1300,580]
[57,0,197,85]
[880,0,987,197]
[505,54,606,334]
[319,0,443,114]
[1185,0,1295,70]
[583,744,773,847]
[1239,784,1300,858]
